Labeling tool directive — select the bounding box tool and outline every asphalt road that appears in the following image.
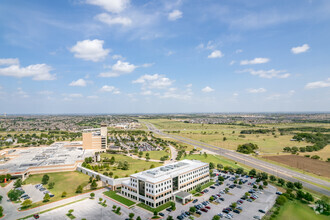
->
[145,122,330,197]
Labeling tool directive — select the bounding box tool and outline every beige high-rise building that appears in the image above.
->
[82,124,107,150]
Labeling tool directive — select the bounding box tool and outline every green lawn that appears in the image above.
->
[273,201,329,220]
[103,191,136,207]
[23,171,90,208]
[182,154,248,170]
[137,201,172,213]
[146,150,170,160]
[100,153,162,178]
[143,119,322,154]
[190,181,215,194]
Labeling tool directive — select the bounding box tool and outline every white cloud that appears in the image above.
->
[87,95,99,99]
[141,90,153,96]
[235,49,243,54]
[69,79,87,87]
[305,78,330,89]
[247,88,267,93]
[266,90,295,100]
[233,92,239,97]
[208,50,223,59]
[100,85,120,94]
[68,93,83,98]
[16,88,29,98]
[240,57,270,65]
[240,69,290,79]
[86,0,129,13]
[112,54,124,60]
[95,13,132,26]
[202,86,214,93]
[168,10,183,21]
[291,44,310,54]
[70,39,110,62]
[230,60,236,65]
[0,58,19,66]
[0,61,56,80]
[38,90,53,95]
[99,60,138,77]
[133,74,174,89]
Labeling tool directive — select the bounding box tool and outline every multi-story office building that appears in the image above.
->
[121,160,209,207]
[82,124,107,150]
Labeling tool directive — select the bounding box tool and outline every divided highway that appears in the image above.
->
[145,122,330,197]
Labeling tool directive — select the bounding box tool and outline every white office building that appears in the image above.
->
[121,160,209,207]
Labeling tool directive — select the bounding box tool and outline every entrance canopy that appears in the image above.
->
[174,191,192,204]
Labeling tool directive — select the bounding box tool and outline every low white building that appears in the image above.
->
[121,159,209,207]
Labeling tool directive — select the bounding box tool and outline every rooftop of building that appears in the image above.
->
[130,159,208,183]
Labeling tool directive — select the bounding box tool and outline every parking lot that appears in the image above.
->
[162,171,278,220]
[22,184,45,203]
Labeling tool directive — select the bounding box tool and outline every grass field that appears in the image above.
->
[137,201,172,213]
[104,191,136,207]
[143,119,328,154]
[24,171,90,208]
[143,150,170,160]
[100,153,162,178]
[182,154,250,170]
[190,181,215,194]
[273,200,329,220]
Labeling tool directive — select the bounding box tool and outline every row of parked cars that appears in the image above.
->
[35,184,54,197]
[15,187,30,200]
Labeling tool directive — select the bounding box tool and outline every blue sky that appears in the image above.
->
[0,0,329,114]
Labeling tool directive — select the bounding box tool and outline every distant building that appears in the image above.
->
[121,160,209,207]
[82,124,107,150]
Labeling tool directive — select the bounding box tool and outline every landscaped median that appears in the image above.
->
[103,191,136,208]
[137,201,173,213]
[190,181,215,194]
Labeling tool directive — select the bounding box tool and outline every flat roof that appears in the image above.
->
[130,159,208,183]
[174,191,191,199]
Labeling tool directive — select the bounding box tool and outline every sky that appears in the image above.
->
[0,0,329,114]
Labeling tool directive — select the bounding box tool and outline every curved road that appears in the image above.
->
[144,122,330,196]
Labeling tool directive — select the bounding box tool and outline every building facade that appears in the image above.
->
[82,124,107,150]
[121,160,209,207]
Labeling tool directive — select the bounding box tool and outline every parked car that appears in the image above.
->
[253,216,261,220]
[166,208,172,212]
[205,206,211,209]
[259,209,266,213]
[33,214,40,219]
[233,209,241,214]
[196,211,202,215]
[201,208,208,212]
[210,186,216,189]
[276,191,282,195]
[193,199,198,203]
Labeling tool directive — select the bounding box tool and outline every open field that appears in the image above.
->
[142,119,327,154]
[103,191,136,207]
[263,155,330,178]
[100,153,162,178]
[142,150,169,160]
[24,171,91,208]
[300,145,330,160]
[273,200,329,220]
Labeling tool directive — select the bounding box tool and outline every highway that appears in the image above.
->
[144,122,330,197]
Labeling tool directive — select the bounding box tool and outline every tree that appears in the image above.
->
[249,169,256,177]
[116,207,121,213]
[14,178,22,188]
[263,181,268,186]
[0,195,2,202]
[230,202,237,208]
[209,162,215,169]
[195,184,202,193]
[42,174,50,185]
[189,206,196,213]
[217,163,223,169]
[212,215,220,220]
[48,182,55,189]
[91,179,98,189]
[304,192,314,202]
[112,205,116,210]
[89,177,93,183]
[236,143,258,154]
[62,191,67,197]
[236,168,244,174]
[278,178,285,186]
[99,198,103,202]
[218,176,224,182]
[296,190,305,200]
[170,201,176,210]
[294,182,303,190]
[68,209,74,215]
[315,196,330,215]
[43,193,50,202]
[76,185,83,193]
[96,175,101,181]
[129,213,135,219]
[153,211,158,216]
[253,185,257,189]
[270,175,276,182]
[8,189,21,201]
[138,151,143,158]
[0,206,3,217]
[276,195,287,205]
[21,199,32,208]
[166,216,173,220]
[286,181,294,189]
[137,217,142,220]
[90,192,95,199]
[259,185,263,190]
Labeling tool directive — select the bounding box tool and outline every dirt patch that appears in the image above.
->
[263,155,330,178]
